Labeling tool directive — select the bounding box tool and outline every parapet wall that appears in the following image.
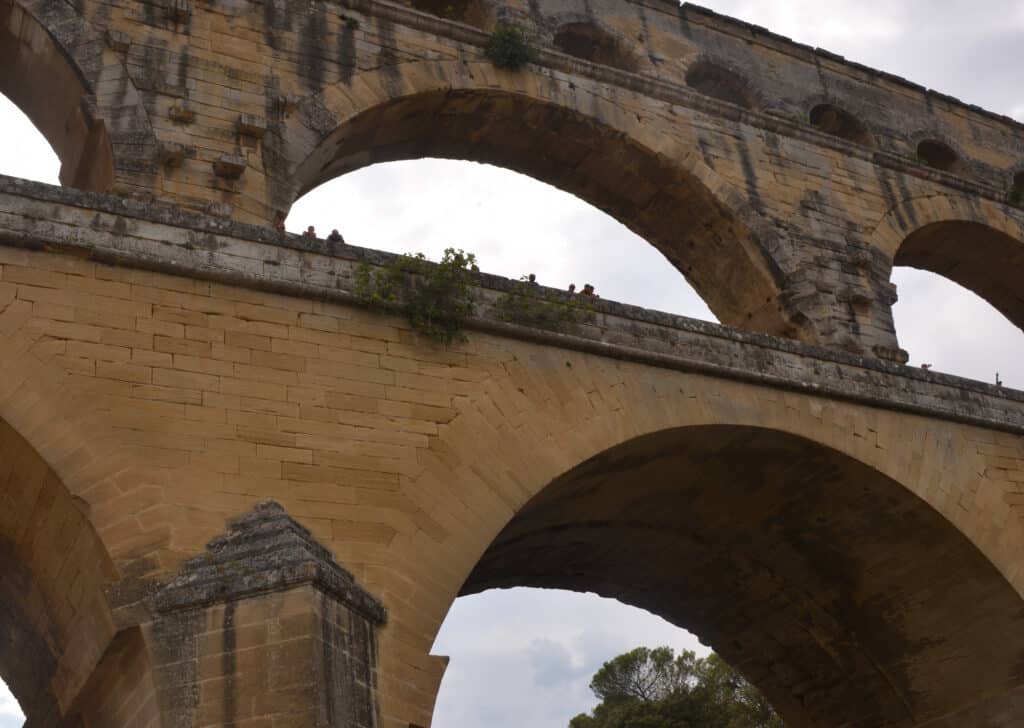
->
[1,174,1020,434]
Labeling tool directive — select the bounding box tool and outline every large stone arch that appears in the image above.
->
[0,0,113,190]
[0,0,156,194]
[361,342,1024,727]
[282,61,807,340]
[0,415,118,725]
[465,425,1024,727]
[869,193,1024,335]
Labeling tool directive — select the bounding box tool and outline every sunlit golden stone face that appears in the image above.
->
[2,0,1024,724]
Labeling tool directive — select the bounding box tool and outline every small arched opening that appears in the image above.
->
[890,219,1024,385]
[0,0,113,190]
[684,60,758,110]
[552,21,639,72]
[449,425,1024,727]
[809,103,875,146]
[894,220,1024,336]
[916,139,965,175]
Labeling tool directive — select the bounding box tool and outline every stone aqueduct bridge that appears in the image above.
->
[0,0,1024,725]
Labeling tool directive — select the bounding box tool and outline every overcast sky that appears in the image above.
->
[1,1,1023,726]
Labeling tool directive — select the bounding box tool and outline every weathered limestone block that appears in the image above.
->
[150,501,386,728]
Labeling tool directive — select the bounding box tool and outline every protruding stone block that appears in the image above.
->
[212,154,247,180]
[105,29,131,51]
[150,501,385,728]
[873,345,910,364]
[238,113,268,139]
[278,94,302,115]
[168,105,195,124]
[158,142,186,168]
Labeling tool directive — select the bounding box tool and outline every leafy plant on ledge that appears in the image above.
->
[354,248,478,345]
[484,24,534,70]
[494,277,595,334]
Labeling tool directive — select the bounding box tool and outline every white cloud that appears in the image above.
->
[0,683,22,722]
[431,589,707,727]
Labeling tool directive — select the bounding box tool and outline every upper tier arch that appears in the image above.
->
[870,194,1024,335]
[286,63,804,339]
[0,0,113,190]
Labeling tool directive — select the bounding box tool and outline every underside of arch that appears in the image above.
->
[295,88,800,339]
[463,426,1024,728]
[0,0,114,191]
[895,220,1024,333]
[0,416,117,724]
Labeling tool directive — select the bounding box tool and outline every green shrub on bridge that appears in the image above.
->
[485,24,535,70]
[354,248,477,345]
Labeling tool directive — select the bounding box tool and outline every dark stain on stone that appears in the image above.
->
[893,173,918,228]
[337,23,356,85]
[176,47,191,99]
[322,598,338,725]
[676,5,693,39]
[376,17,403,98]
[735,136,764,213]
[262,0,279,49]
[0,540,60,723]
[697,138,716,170]
[874,167,906,231]
[222,600,237,728]
[261,76,294,215]
[151,609,201,728]
[143,0,158,27]
[299,2,327,90]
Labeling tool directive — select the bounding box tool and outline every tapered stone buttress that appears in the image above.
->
[105,501,386,728]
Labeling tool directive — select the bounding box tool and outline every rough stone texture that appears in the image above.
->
[4,0,1024,356]
[0,178,1022,727]
[145,500,384,728]
[0,177,1020,434]
[157,500,387,624]
[1,2,1024,725]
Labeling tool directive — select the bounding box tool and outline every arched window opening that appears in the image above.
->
[892,220,1023,379]
[891,267,1022,388]
[1009,171,1024,207]
[552,22,638,72]
[917,139,964,175]
[0,0,113,190]
[405,0,489,28]
[808,103,875,147]
[288,159,717,322]
[0,93,59,185]
[684,60,757,110]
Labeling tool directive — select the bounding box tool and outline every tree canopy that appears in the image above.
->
[570,647,784,728]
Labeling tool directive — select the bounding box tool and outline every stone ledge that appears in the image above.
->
[155,501,387,624]
[0,177,1021,435]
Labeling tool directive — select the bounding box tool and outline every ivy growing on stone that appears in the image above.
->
[494,277,595,334]
[354,248,477,345]
[484,24,534,70]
